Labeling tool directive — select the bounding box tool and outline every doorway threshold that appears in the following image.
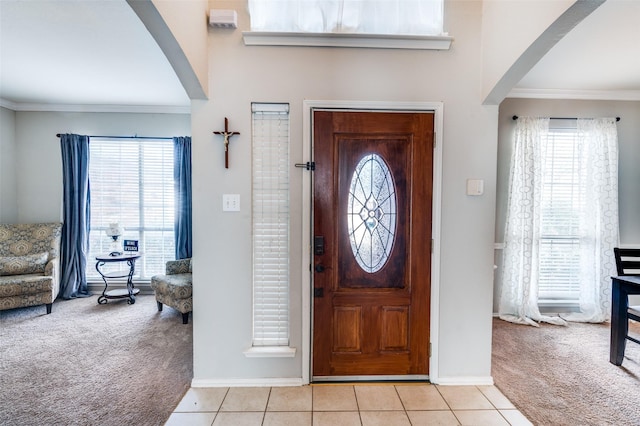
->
[312,375,430,383]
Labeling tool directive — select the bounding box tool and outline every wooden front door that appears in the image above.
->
[312,110,434,379]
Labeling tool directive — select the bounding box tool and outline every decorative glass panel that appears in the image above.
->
[348,153,397,273]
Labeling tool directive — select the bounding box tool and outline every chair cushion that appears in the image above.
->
[150,273,192,300]
[0,252,48,276]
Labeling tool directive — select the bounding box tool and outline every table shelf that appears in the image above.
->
[95,253,142,305]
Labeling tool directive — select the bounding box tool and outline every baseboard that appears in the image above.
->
[434,376,494,386]
[191,377,306,388]
[192,375,494,387]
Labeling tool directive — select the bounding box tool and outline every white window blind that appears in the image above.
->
[252,103,290,347]
[87,139,175,280]
[538,128,582,302]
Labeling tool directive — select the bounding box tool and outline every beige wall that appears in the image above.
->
[10,111,190,224]
[481,0,576,103]
[191,0,500,384]
[0,107,18,223]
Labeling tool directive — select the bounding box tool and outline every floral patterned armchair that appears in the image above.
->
[150,258,192,324]
[0,223,62,314]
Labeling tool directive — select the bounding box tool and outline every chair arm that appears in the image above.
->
[45,256,61,299]
[166,258,192,275]
[45,256,59,275]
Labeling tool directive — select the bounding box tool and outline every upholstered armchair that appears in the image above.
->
[0,223,63,314]
[150,258,192,324]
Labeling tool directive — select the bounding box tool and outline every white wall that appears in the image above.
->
[493,98,640,312]
[481,0,575,104]
[12,111,190,223]
[191,0,498,384]
[0,107,18,223]
[151,0,209,97]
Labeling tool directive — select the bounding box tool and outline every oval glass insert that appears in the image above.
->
[347,153,397,273]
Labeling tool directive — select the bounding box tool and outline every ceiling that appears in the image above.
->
[512,0,640,99]
[0,0,190,111]
[1,0,639,112]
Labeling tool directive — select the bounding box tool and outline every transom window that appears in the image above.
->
[248,0,444,36]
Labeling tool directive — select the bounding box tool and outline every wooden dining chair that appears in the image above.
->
[613,248,640,346]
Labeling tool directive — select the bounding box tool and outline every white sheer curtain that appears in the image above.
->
[563,118,619,322]
[499,117,619,326]
[248,0,444,35]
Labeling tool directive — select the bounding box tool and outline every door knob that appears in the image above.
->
[315,264,325,273]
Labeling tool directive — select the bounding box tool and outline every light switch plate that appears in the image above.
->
[466,179,484,196]
[222,194,240,211]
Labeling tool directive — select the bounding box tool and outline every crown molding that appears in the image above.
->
[507,88,640,101]
[0,98,190,114]
[0,98,19,110]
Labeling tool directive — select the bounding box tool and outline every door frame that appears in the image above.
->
[301,100,444,384]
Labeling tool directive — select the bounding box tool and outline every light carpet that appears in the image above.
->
[492,317,640,426]
[0,294,192,426]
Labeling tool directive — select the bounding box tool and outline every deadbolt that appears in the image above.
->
[314,236,325,255]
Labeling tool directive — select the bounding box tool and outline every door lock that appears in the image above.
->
[314,264,325,273]
[314,236,325,255]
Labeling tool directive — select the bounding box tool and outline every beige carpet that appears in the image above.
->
[0,294,192,426]
[492,317,640,426]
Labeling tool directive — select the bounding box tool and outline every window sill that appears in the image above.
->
[244,346,297,358]
[242,31,453,50]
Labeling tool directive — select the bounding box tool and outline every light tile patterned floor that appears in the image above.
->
[165,384,532,426]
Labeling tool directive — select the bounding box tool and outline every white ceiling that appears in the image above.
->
[1,0,639,112]
[0,0,190,111]
[512,0,640,99]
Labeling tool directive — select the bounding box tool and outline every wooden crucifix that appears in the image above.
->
[213,117,240,168]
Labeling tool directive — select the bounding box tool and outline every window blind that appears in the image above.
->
[538,129,582,301]
[252,103,290,346]
[87,139,175,280]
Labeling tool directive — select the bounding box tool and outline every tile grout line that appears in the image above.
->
[352,386,364,426]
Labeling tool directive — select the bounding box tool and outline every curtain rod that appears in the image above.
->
[512,115,620,122]
[56,133,173,140]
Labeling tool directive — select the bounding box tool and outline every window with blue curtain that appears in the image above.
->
[86,138,175,281]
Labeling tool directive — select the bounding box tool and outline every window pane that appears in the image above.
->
[252,103,290,346]
[538,129,582,301]
[348,153,397,273]
[86,139,175,281]
[248,0,444,35]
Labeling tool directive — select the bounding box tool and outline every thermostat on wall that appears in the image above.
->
[466,179,484,196]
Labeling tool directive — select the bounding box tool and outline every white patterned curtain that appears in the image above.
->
[248,0,444,35]
[563,118,619,322]
[499,117,619,326]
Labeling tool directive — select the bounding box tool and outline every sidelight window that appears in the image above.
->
[251,103,290,347]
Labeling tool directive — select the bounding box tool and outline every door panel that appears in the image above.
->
[312,110,434,378]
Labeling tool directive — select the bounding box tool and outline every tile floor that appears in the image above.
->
[165,384,532,426]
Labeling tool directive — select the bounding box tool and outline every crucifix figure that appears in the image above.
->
[213,117,240,168]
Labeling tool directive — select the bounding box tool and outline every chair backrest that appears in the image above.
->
[614,248,640,276]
